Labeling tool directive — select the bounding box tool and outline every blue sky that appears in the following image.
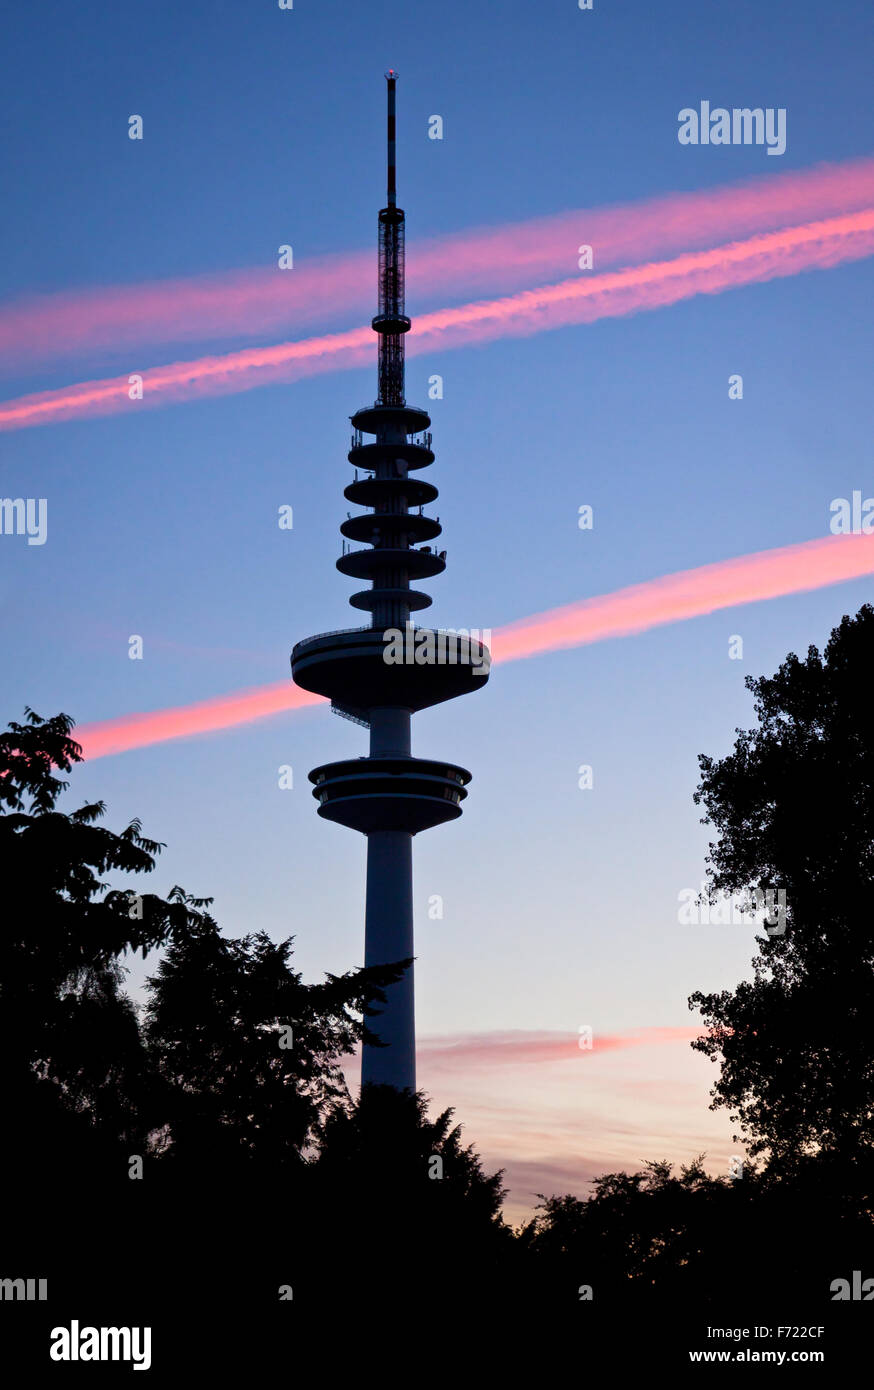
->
[2,0,873,1210]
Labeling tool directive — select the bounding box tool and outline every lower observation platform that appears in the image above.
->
[310,755,471,833]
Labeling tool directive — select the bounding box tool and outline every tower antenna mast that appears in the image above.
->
[376,70,408,409]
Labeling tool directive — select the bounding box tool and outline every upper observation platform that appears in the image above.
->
[291,626,491,714]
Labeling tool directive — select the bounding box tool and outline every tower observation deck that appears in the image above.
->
[291,72,490,1092]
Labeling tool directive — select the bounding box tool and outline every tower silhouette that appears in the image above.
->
[291,72,490,1091]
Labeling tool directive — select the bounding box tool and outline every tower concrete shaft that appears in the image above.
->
[291,73,490,1092]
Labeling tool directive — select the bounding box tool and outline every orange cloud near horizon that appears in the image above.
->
[2,207,874,433]
[74,532,874,763]
[336,1025,708,1078]
[415,1026,706,1070]
[411,1030,734,1219]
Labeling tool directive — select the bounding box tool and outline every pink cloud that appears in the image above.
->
[417,1026,705,1070]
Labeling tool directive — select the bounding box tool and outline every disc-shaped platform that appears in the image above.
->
[337,547,446,581]
[371,314,411,334]
[340,513,442,545]
[291,627,491,713]
[309,755,471,834]
[349,587,432,613]
[344,477,438,508]
[348,440,434,471]
[351,404,431,436]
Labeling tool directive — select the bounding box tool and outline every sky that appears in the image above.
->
[2,0,873,1222]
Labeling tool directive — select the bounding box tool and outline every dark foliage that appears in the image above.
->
[3,670,873,1320]
[689,606,874,1175]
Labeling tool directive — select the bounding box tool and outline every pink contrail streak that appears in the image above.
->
[493,532,874,663]
[75,533,874,762]
[2,155,873,370]
[78,682,324,760]
[2,208,873,433]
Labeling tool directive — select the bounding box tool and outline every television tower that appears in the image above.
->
[291,72,490,1092]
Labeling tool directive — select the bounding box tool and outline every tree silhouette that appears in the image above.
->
[0,709,407,1196]
[316,1082,507,1218]
[689,606,874,1188]
[519,610,874,1309]
[142,906,408,1178]
[518,1158,759,1306]
[0,709,204,1191]
[303,1084,512,1307]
